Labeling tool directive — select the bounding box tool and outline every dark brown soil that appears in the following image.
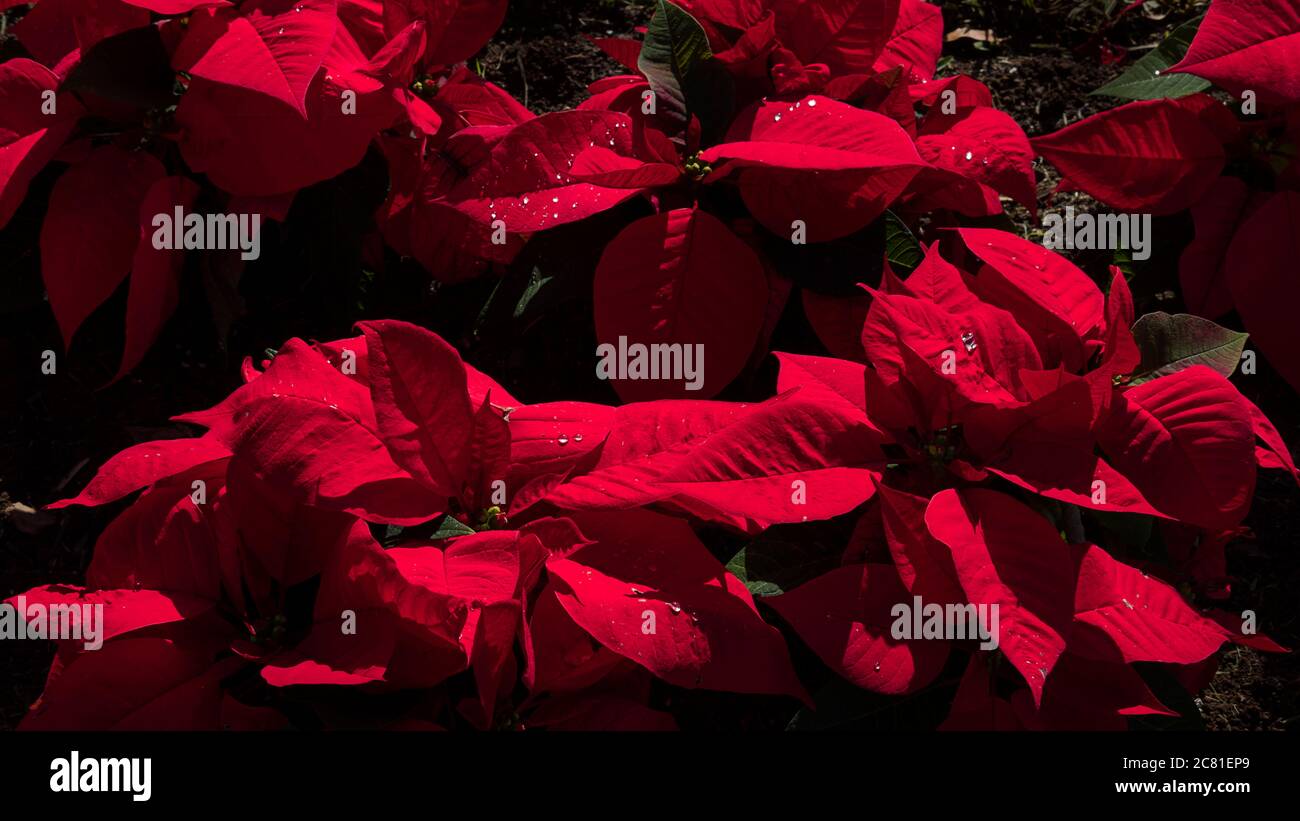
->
[481,0,649,113]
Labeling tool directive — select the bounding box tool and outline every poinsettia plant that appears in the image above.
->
[1032,0,1300,391]
[2,0,1043,391]
[430,0,1040,400]
[12,227,1293,727]
[0,0,515,378]
[4,0,1295,734]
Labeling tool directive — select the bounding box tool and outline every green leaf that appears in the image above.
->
[381,524,406,547]
[884,211,923,276]
[1111,245,1136,279]
[1129,311,1248,385]
[726,525,842,598]
[513,268,554,320]
[428,515,476,540]
[473,273,509,339]
[1093,17,1211,100]
[638,0,714,136]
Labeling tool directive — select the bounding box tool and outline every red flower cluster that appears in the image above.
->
[1,0,513,377]
[1032,0,1300,390]
[442,0,1038,399]
[13,228,1290,728]
[3,0,1295,731]
[2,0,1039,386]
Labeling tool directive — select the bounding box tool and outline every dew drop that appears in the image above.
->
[557,435,570,446]
[961,331,977,353]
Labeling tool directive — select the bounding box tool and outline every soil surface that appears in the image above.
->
[2,0,1295,731]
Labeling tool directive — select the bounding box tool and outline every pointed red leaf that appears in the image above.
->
[593,208,767,401]
[874,0,943,82]
[40,146,166,348]
[539,400,758,513]
[10,585,214,645]
[1226,190,1300,391]
[1,59,78,230]
[925,489,1074,705]
[21,638,245,730]
[117,175,202,381]
[546,510,806,699]
[1030,97,1226,214]
[1032,651,1177,730]
[772,0,902,76]
[861,285,1041,407]
[173,0,339,116]
[49,437,231,510]
[1072,543,1228,664]
[385,0,507,66]
[176,72,401,197]
[915,106,1036,213]
[878,486,964,604]
[1241,394,1300,487]
[701,95,924,241]
[1179,176,1249,319]
[768,563,949,694]
[216,340,444,524]
[774,352,867,415]
[958,228,1105,370]
[653,395,887,531]
[360,320,474,497]
[1098,366,1256,530]
[446,110,644,233]
[1169,0,1300,106]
